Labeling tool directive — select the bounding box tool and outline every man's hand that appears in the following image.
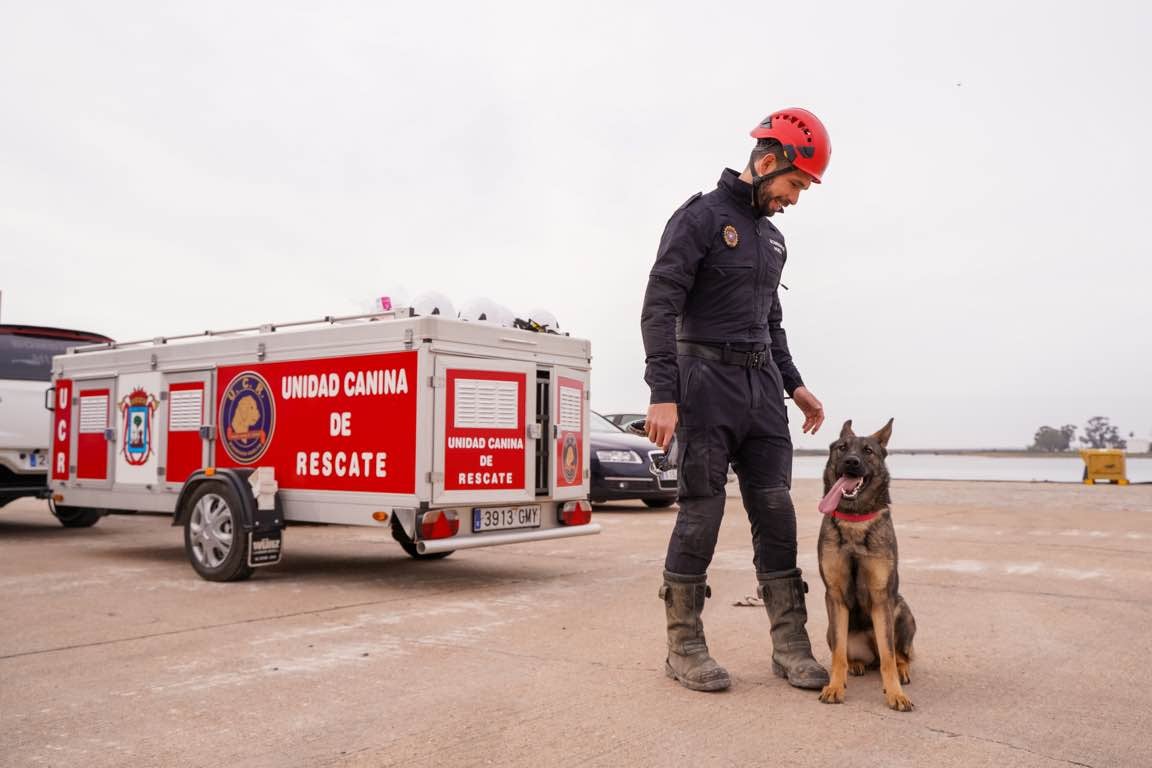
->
[792,386,825,434]
[645,402,678,451]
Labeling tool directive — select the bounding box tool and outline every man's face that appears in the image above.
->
[754,155,813,216]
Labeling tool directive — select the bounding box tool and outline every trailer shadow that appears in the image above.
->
[101,540,574,588]
[591,501,678,514]
[0,517,119,539]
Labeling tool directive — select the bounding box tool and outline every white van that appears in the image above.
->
[0,325,112,518]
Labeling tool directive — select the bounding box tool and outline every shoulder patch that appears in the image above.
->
[675,191,703,212]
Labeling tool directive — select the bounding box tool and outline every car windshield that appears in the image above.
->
[0,332,98,381]
[590,412,624,433]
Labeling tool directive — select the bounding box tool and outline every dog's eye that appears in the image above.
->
[834,443,846,451]
[864,446,874,455]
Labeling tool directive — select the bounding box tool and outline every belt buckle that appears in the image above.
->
[748,351,765,368]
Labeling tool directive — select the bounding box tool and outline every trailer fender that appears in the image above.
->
[173,469,284,534]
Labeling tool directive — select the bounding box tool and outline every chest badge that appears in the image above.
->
[722,224,739,249]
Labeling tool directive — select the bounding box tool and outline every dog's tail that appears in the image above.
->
[894,596,916,660]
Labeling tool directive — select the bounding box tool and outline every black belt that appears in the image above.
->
[677,342,771,369]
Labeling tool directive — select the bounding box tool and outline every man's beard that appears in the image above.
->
[755,183,781,217]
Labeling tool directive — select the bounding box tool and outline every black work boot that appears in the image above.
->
[660,571,731,692]
[757,568,829,690]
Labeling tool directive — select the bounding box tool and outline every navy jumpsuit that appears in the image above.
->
[641,169,804,576]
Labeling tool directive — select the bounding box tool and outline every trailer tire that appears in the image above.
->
[182,481,254,582]
[391,520,453,560]
[50,502,104,528]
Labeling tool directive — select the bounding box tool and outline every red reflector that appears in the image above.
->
[420,509,459,540]
[559,500,592,526]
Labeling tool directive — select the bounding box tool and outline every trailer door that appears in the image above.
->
[432,357,536,506]
[551,366,590,501]
[163,371,214,487]
[74,379,115,487]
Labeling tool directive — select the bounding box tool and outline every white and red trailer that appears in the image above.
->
[47,311,598,580]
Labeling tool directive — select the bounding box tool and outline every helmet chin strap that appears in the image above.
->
[749,147,795,217]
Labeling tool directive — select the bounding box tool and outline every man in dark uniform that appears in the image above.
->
[642,108,831,692]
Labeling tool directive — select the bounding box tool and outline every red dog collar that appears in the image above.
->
[824,506,888,523]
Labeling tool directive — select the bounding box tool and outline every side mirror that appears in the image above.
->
[44,386,55,412]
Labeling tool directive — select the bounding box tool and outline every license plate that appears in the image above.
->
[248,530,283,567]
[659,468,678,481]
[472,505,541,533]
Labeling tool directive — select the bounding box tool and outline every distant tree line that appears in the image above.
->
[1029,417,1127,451]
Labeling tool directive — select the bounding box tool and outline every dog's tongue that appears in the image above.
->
[819,476,854,515]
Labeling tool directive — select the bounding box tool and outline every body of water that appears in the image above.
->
[791,454,1152,484]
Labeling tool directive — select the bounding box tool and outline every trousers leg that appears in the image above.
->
[732,422,796,573]
[665,357,742,575]
[739,480,798,574]
[664,495,727,574]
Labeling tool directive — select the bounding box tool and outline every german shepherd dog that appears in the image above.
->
[816,419,916,711]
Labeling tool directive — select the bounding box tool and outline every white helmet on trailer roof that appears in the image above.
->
[411,291,456,318]
[458,297,501,323]
[525,307,559,331]
[491,303,516,328]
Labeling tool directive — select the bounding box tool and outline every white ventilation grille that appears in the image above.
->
[79,395,108,433]
[169,388,203,432]
[559,386,582,430]
[454,378,518,429]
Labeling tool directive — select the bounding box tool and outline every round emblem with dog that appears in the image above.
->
[561,433,579,483]
[219,371,275,464]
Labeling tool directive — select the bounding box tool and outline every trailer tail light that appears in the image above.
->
[559,500,592,526]
[420,509,459,540]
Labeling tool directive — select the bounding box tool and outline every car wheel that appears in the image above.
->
[643,498,676,509]
[51,502,104,528]
[182,481,254,582]
[391,519,453,560]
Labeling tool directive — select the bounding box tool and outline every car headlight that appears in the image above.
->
[595,450,642,464]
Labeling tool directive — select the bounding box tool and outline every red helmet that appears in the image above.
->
[749,108,831,183]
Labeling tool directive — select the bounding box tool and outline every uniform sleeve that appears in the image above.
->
[768,290,805,397]
[640,203,708,404]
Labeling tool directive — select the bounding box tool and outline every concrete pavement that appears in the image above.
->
[1,479,1150,767]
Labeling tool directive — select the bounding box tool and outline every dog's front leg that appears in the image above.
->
[865,564,913,712]
[818,592,850,704]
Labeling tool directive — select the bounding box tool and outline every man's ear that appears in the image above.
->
[840,419,855,439]
[755,152,778,176]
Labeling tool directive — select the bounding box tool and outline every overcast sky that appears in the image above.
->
[2,1,1149,449]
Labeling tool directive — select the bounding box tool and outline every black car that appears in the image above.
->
[590,411,678,508]
[602,412,645,429]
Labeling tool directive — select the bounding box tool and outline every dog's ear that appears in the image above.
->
[872,418,894,448]
[839,420,855,439]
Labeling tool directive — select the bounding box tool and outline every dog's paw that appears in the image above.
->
[848,661,867,676]
[898,663,911,685]
[819,683,846,704]
[885,690,914,712]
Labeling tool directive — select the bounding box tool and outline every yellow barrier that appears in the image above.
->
[1080,449,1129,485]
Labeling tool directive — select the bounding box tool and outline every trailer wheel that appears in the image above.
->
[643,498,676,509]
[391,520,453,560]
[50,501,104,528]
[182,481,254,581]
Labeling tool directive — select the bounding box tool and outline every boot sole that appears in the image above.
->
[666,661,730,692]
[773,660,829,690]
